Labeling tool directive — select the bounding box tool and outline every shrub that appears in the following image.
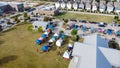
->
[27,25,33,31]
[71,29,78,36]
[72,35,78,41]
[43,16,52,22]
[60,30,64,34]
[64,19,68,23]
[38,26,43,32]
[0,25,2,32]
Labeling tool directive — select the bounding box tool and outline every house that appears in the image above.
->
[79,2,85,10]
[32,21,48,31]
[99,1,106,12]
[114,2,120,14]
[67,2,72,9]
[73,2,78,10]
[60,1,66,9]
[92,1,98,11]
[107,2,114,13]
[85,2,91,11]
[55,1,61,9]
[69,34,120,68]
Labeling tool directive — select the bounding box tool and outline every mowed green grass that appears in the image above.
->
[0,23,69,68]
[56,12,114,23]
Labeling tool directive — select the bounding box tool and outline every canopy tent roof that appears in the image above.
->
[56,38,63,47]
[63,50,70,59]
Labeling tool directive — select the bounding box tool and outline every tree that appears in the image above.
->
[43,16,49,21]
[71,29,77,36]
[60,30,64,34]
[114,16,120,24]
[114,16,119,20]
[23,12,28,22]
[96,0,100,3]
[38,26,43,32]
[23,12,28,18]
[0,25,2,32]
[64,19,68,23]
[31,12,34,15]
[71,29,78,41]
[7,20,11,25]
[14,16,20,23]
[43,17,52,21]
[27,25,33,31]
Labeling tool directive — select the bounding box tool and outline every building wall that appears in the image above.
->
[92,6,97,11]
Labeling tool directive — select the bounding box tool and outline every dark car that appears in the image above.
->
[98,22,107,27]
[70,19,77,22]
[79,20,87,23]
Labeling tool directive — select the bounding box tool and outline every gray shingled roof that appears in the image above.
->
[85,2,91,8]
[114,2,120,8]
[92,1,98,7]
[100,1,106,7]
[107,2,113,7]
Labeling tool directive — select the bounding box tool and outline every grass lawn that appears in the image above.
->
[55,12,114,23]
[0,23,69,68]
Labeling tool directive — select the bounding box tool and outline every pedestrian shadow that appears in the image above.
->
[0,55,18,66]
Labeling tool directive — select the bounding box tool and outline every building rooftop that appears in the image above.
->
[100,1,106,7]
[107,2,113,7]
[69,34,120,68]
[0,2,8,7]
[38,5,56,11]
[92,1,98,6]
[114,2,120,8]
[85,2,91,8]
[7,2,23,5]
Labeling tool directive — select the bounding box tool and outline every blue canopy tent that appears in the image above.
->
[73,25,79,30]
[41,45,49,52]
[81,26,87,32]
[116,31,120,36]
[46,23,54,30]
[41,34,47,38]
[60,33,65,39]
[105,29,113,35]
[35,39,42,45]
[52,36,57,40]
[49,25,54,30]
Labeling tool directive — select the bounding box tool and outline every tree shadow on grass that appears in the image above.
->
[3,28,17,33]
[0,40,4,45]
[0,55,18,66]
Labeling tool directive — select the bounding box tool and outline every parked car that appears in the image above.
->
[66,23,75,30]
[89,21,98,24]
[70,19,77,22]
[97,28,104,33]
[98,22,107,27]
[79,20,87,23]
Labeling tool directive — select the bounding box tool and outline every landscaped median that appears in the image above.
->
[55,12,114,23]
